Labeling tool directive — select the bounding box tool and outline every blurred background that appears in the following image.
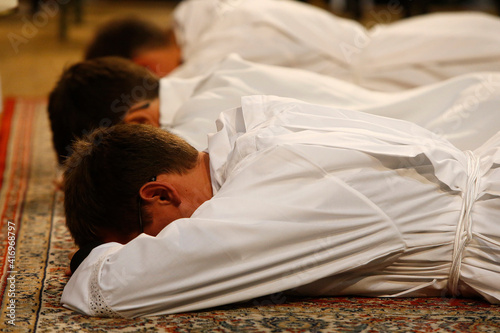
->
[0,0,179,99]
[0,0,498,99]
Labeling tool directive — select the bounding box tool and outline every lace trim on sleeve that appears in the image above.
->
[89,256,122,317]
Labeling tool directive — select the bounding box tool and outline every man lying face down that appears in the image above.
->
[48,57,161,166]
[84,16,181,78]
[61,96,500,318]
[49,54,500,171]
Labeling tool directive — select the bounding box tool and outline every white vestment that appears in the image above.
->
[170,0,500,91]
[161,55,500,151]
[62,95,500,318]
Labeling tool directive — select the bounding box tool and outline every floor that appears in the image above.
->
[0,0,497,100]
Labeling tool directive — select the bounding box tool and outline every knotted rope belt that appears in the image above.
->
[448,150,480,297]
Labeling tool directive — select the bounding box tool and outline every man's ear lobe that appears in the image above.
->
[139,182,181,206]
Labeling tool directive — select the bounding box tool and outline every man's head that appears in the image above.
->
[48,56,160,165]
[85,16,182,77]
[63,124,201,247]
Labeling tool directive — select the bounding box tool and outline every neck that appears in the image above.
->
[195,151,213,203]
[168,152,213,217]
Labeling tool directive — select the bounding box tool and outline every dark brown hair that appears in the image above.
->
[48,56,159,164]
[85,16,171,60]
[63,124,199,247]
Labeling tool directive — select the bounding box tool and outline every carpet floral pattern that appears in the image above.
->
[0,98,499,332]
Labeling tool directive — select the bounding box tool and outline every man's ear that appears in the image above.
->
[132,56,155,72]
[139,181,181,206]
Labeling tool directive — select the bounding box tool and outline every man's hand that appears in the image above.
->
[53,173,64,191]
[66,249,78,276]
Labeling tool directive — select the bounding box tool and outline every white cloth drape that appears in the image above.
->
[171,0,500,91]
[160,55,500,151]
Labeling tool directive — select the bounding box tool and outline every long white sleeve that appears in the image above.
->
[61,150,406,317]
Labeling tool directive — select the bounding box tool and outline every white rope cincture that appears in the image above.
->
[448,150,480,297]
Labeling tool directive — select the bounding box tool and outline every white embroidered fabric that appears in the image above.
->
[89,256,121,318]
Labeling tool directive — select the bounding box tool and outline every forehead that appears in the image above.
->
[123,99,160,127]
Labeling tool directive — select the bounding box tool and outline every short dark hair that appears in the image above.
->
[63,124,199,247]
[85,16,170,60]
[48,56,159,164]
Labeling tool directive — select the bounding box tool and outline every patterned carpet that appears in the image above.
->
[0,97,499,332]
